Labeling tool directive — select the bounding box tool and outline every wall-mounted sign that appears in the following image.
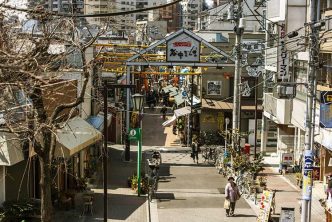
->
[207,81,221,95]
[166,33,200,62]
[320,91,332,128]
[278,22,289,80]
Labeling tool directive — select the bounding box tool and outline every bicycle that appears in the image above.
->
[147,157,160,202]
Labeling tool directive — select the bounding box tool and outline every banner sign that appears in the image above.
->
[257,190,274,222]
[278,22,289,80]
[320,91,332,128]
[166,33,200,62]
[302,150,314,200]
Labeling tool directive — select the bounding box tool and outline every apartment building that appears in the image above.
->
[84,0,136,35]
[262,0,332,184]
[29,0,84,13]
[181,0,203,30]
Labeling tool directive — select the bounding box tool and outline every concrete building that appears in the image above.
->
[196,0,264,37]
[181,0,203,30]
[262,0,332,187]
[84,0,136,35]
[29,0,84,13]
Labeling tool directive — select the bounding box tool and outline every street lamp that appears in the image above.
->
[131,93,144,112]
[131,93,144,196]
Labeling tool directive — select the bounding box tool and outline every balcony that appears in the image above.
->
[263,93,292,124]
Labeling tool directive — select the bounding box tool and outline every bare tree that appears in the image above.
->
[0,9,104,221]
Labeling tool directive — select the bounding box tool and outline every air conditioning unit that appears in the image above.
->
[277,85,296,98]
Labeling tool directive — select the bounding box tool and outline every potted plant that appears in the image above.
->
[257,176,267,189]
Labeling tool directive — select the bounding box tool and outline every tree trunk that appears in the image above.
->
[40,158,52,222]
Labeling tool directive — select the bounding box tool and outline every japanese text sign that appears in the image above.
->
[166,33,200,62]
[278,23,289,80]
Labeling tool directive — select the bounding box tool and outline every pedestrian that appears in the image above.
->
[326,175,332,210]
[191,136,199,164]
[160,105,167,120]
[224,176,241,217]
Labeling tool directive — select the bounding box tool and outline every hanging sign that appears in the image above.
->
[166,33,200,62]
[320,91,332,128]
[302,150,314,200]
[278,22,289,80]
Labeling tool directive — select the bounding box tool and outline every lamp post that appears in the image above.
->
[131,93,144,196]
[102,83,135,222]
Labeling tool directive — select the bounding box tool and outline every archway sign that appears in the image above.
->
[123,29,235,166]
[126,28,234,68]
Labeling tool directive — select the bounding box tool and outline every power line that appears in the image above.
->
[0,0,182,18]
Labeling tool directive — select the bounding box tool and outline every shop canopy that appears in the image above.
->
[162,106,191,127]
[0,132,24,166]
[55,117,102,158]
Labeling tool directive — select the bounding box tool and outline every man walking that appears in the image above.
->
[191,136,199,164]
[224,176,241,217]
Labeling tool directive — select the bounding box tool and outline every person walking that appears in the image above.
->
[224,176,241,217]
[191,136,199,164]
[160,105,167,120]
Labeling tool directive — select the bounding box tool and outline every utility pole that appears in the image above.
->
[231,0,243,152]
[301,1,319,221]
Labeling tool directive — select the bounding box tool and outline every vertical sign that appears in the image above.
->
[257,190,274,222]
[278,22,289,80]
[320,91,332,128]
[166,32,200,62]
[302,150,314,200]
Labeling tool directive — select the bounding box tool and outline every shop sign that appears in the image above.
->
[257,190,274,222]
[320,91,332,128]
[302,150,314,200]
[277,22,289,80]
[166,33,200,62]
[281,153,294,165]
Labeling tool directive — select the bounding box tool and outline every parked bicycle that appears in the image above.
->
[202,146,222,164]
[146,151,161,202]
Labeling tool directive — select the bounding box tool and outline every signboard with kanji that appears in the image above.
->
[320,91,332,128]
[278,22,289,80]
[166,33,200,62]
[257,190,274,222]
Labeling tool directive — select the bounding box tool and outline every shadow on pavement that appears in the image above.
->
[85,193,146,221]
[233,214,257,218]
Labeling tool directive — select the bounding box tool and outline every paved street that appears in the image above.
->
[152,151,257,222]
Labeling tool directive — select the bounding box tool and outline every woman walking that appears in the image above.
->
[224,176,241,217]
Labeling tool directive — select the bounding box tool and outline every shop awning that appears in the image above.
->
[161,106,192,127]
[86,114,112,131]
[55,117,102,157]
[0,132,24,166]
[202,99,262,111]
[174,94,185,106]
[162,115,177,127]
[174,106,191,117]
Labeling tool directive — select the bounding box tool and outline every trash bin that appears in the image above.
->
[279,207,295,222]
